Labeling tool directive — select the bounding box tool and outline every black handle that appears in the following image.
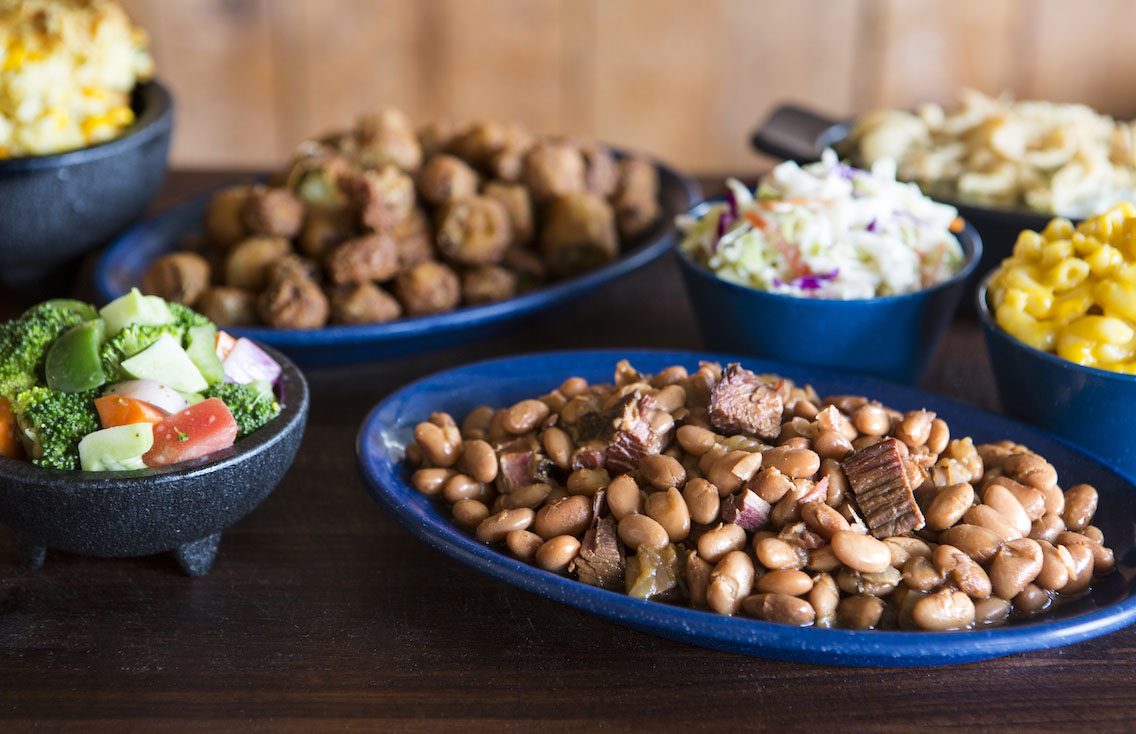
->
[751,104,842,163]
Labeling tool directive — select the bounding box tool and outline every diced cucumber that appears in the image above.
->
[179,391,206,406]
[186,324,224,385]
[78,423,154,471]
[121,334,208,393]
[99,288,173,337]
[45,320,106,393]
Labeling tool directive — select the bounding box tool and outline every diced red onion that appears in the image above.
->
[103,379,188,414]
[223,338,282,386]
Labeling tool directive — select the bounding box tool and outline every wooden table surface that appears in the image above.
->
[1,172,1133,733]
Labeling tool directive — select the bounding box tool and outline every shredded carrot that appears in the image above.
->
[949,216,964,233]
[744,210,769,230]
[0,397,25,460]
[215,330,237,361]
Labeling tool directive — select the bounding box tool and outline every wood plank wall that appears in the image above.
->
[120,0,1136,174]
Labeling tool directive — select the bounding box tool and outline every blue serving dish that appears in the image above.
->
[978,274,1136,479]
[673,202,982,383]
[356,349,1136,667]
[95,158,700,366]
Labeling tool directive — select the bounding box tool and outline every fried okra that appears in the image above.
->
[196,286,260,327]
[224,236,293,291]
[434,196,513,267]
[339,165,416,233]
[417,154,479,206]
[141,252,211,306]
[395,261,461,316]
[258,274,330,329]
[325,233,401,284]
[482,181,534,246]
[461,265,518,305]
[523,141,586,202]
[582,142,619,198]
[353,108,422,172]
[390,208,434,269]
[204,185,252,248]
[242,185,304,239]
[329,282,403,325]
[539,192,618,277]
[613,156,662,240]
[297,205,354,260]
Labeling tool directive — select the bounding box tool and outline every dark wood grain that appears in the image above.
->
[1,173,1133,733]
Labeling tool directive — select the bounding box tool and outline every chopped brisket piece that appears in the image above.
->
[573,393,632,443]
[496,450,554,493]
[572,490,625,589]
[720,489,771,532]
[708,364,784,440]
[841,438,926,538]
[570,445,606,470]
[604,394,662,474]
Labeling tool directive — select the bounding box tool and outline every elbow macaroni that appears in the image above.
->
[989,202,1136,373]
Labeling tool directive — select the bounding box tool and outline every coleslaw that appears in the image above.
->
[677,150,966,299]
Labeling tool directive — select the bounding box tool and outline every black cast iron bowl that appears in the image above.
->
[0,80,174,297]
[0,343,308,576]
[751,103,1059,301]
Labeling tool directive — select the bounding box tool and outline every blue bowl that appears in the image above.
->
[978,273,1136,478]
[673,201,982,383]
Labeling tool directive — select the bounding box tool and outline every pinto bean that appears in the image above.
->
[1029,512,1065,543]
[676,425,718,456]
[755,537,807,570]
[567,468,610,496]
[883,536,933,568]
[414,421,461,467]
[800,501,850,539]
[535,535,582,572]
[742,593,816,626]
[1062,484,1098,531]
[830,530,891,573]
[902,556,945,592]
[1055,531,1116,575]
[963,504,1023,542]
[925,483,975,531]
[617,514,669,551]
[1003,453,1058,491]
[989,538,1043,599]
[503,399,550,434]
[708,451,764,495]
[982,484,1033,537]
[1061,542,1095,594]
[933,544,992,599]
[927,418,950,454]
[749,467,794,504]
[640,454,687,490]
[988,476,1045,521]
[533,494,593,540]
[973,596,1012,626]
[452,499,490,529]
[809,573,840,628]
[913,589,975,631]
[813,429,853,461]
[645,487,691,542]
[698,522,748,564]
[541,427,573,469]
[505,529,543,560]
[606,474,643,520]
[895,410,934,448]
[462,439,498,483]
[852,404,890,436]
[685,551,713,607]
[411,467,455,496]
[1035,541,1074,591]
[475,508,535,543]
[762,446,820,479]
[682,477,720,525]
[838,595,884,629]
[706,551,755,616]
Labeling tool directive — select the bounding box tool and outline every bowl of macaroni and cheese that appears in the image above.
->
[675,153,981,383]
[0,0,170,296]
[979,203,1136,478]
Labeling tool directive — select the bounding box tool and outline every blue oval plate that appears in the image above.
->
[95,162,700,366]
[356,349,1136,667]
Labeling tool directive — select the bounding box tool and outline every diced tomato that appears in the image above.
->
[215,330,237,361]
[94,394,168,429]
[0,397,25,460]
[142,397,238,468]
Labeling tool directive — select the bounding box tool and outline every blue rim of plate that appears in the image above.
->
[94,158,701,358]
[356,348,1136,667]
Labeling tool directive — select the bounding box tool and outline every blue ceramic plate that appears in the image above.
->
[95,161,700,366]
[356,349,1136,667]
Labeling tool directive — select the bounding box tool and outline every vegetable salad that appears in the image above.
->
[678,150,966,299]
[0,290,281,471]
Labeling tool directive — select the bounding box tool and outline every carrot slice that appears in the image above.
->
[215,330,237,361]
[94,395,168,429]
[0,397,24,460]
[949,216,965,233]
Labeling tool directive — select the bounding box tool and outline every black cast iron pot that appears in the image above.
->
[0,343,308,576]
[0,80,174,297]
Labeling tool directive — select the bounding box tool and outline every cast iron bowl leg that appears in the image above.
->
[173,532,221,577]
[17,540,46,569]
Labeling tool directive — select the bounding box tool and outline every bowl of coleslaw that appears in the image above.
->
[674,150,981,383]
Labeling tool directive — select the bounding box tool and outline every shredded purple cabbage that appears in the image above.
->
[793,269,839,290]
[725,189,738,219]
[835,163,859,180]
[715,209,734,242]
[867,218,878,232]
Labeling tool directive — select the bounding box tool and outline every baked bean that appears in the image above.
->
[851,435,882,451]
[1041,484,1065,516]
[902,556,945,592]
[838,595,884,629]
[698,522,747,563]
[501,482,552,510]
[707,551,756,616]
[982,484,1032,537]
[926,418,950,454]
[505,529,543,560]
[742,593,816,626]
[411,467,455,496]
[486,409,510,443]
[558,376,588,398]
[800,501,850,539]
[1055,531,1116,575]
[708,451,764,495]
[1036,541,1074,591]
[503,399,550,434]
[989,538,1043,599]
[913,589,975,631]
[1062,484,1098,531]
[682,477,720,525]
[461,405,494,438]
[654,384,687,413]
[651,365,688,388]
[762,446,820,479]
[698,447,727,476]
[645,488,691,542]
[1015,583,1054,615]
[973,596,1012,626]
[806,545,842,572]
[1029,512,1065,543]
[1003,453,1058,491]
[461,440,498,484]
[444,473,488,503]
[617,514,669,551]
[933,544,992,599]
[830,530,890,573]
[883,536,933,568]
[813,429,853,461]
[429,412,457,428]
[755,537,807,570]
[963,504,1023,542]
[1083,525,1104,543]
[749,467,794,504]
[778,435,812,450]
[541,427,574,470]
[535,535,581,572]
[755,569,813,596]
[640,454,687,491]
[546,487,570,504]
[649,411,675,437]
[895,410,934,448]
[792,400,820,419]
[852,404,890,436]
[925,483,975,531]
[810,573,840,628]
[1061,543,1094,594]
[685,551,713,607]
[606,474,643,520]
[534,494,592,540]
[540,390,568,414]
[567,468,610,496]
[819,459,848,506]
[414,421,461,466]
[475,508,535,543]
[676,425,718,456]
[987,476,1045,521]
[452,499,490,529]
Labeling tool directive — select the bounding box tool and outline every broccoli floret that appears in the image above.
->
[11,386,101,470]
[167,302,211,330]
[0,303,86,400]
[203,381,281,440]
[99,322,183,381]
